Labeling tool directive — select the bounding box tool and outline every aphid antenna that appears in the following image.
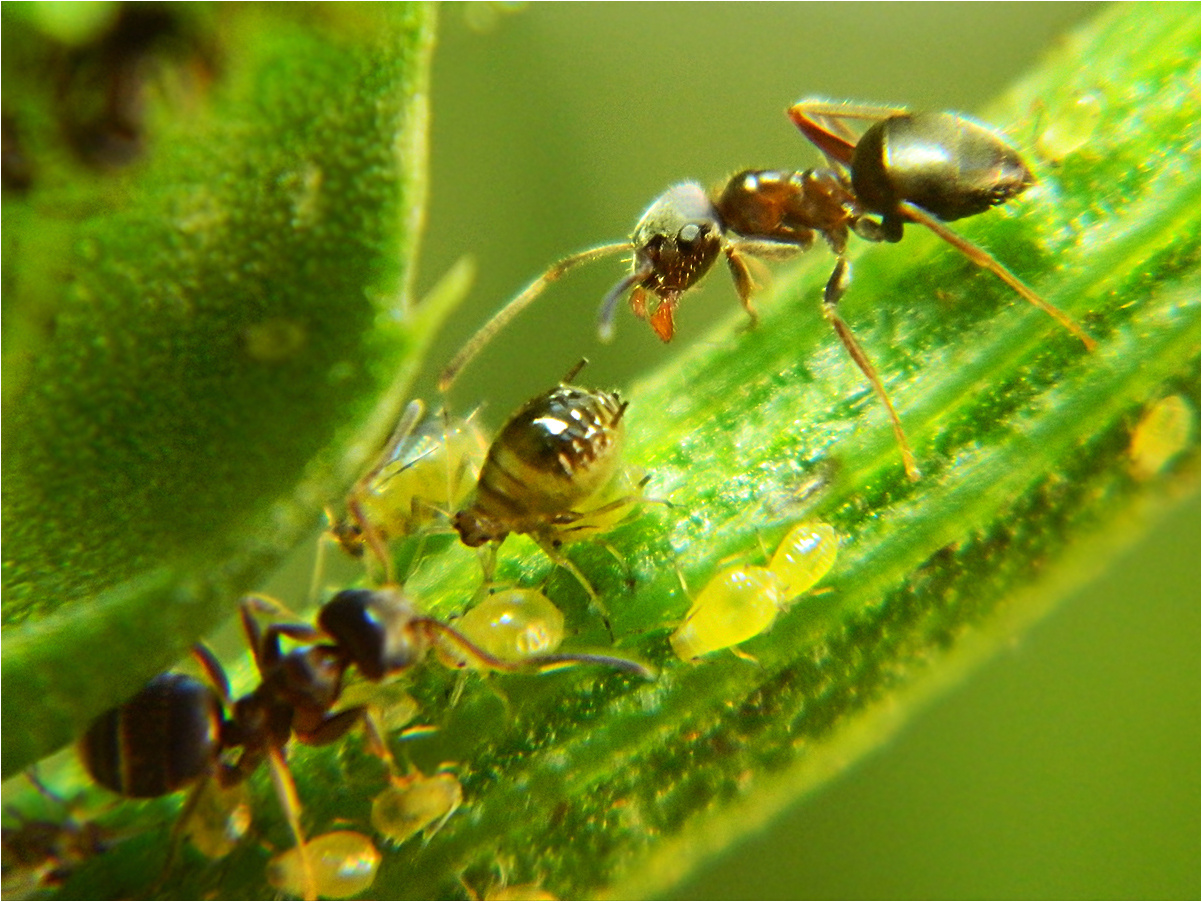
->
[439,243,630,393]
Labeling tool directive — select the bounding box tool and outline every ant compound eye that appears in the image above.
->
[677,223,704,246]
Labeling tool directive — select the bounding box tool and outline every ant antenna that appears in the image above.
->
[439,243,629,393]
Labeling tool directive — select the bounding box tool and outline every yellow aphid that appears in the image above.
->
[455,589,565,663]
[183,780,251,859]
[767,521,839,599]
[267,831,380,900]
[332,400,487,567]
[670,566,782,661]
[1128,394,1194,481]
[671,521,839,661]
[370,771,462,847]
[487,885,559,901]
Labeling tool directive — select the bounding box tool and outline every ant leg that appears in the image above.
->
[440,242,630,391]
[265,747,317,902]
[724,246,759,326]
[191,644,232,705]
[899,201,1096,350]
[788,100,911,168]
[821,258,921,482]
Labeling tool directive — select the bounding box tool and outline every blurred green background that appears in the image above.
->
[414,4,1198,898]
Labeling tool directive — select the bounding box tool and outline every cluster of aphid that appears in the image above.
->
[5,98,1097,900]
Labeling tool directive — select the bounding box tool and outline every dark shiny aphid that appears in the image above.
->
[454,367,629,549]
[441,101,1093,481]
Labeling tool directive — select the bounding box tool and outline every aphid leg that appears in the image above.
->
[151,777,214,896]
[439,242,631,392]
[821,257,921,482]
[265,747,317,902]
[561,358,589,384]
[899,201,1096,350]
[532,537,613,638]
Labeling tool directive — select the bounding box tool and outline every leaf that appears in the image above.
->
[22,3,1202,899]
[1,3,449,775]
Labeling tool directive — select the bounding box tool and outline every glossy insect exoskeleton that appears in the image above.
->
[370,769,463,847]
[267,830,381,900]
[440,102,1093,481]
[77,604,367,901]
[452,362,644,614]
[327,400,488,581]
[671,521,838,661]
[316,586,653,681]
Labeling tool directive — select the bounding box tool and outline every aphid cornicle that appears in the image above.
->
[671,521,839,661]
[453,361,644,616]
[440,101,1094,481]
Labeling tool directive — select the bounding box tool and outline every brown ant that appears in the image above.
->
[440,100,1094,481]
[77,587,651,898]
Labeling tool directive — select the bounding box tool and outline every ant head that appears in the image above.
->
[452,509,506,548]
[611,182,723,341]
[318,588,425,681]
[631,182,723,294]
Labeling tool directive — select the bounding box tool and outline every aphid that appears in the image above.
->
[671,521,838,661]
[441,103,1093,481]
[370,769,462,847]
[452,362,644,616]
[77,587,651,896]
[328,400,487,580]
[316,586,654,681]
[1,774,111,898]
[267,830,381,900]
[452,588,565,664]
[1128,394,1194,481]
[181,779,252,860]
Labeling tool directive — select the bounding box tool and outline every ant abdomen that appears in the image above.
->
[79,673,223,798]
[851,112,1035,226]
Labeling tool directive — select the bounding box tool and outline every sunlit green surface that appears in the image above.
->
[3,3,1197,900]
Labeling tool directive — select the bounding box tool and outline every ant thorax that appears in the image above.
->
[455,384,627,546]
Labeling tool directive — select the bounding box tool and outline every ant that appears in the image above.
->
[440,100,1094,481]
[78,587,651,898]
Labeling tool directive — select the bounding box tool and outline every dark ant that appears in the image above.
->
[78,587,651,898]
[440,100,1094,481]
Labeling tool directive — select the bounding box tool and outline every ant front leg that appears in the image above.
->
[820,256,920,482]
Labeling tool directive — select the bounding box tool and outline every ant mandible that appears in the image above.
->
[440,99,1094,481]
